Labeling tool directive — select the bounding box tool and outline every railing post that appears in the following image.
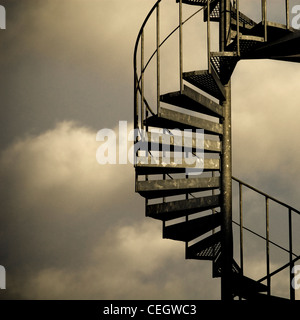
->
[286,0,290,29]
[262,0,267,41]
[141,30,145,129]
[236,0,240,56]
[207,0,211,73]
[289,209,295,300]
[239,183,244,276]
[156,3,161,115]
[179,0,183,93]
[266,197,271,296]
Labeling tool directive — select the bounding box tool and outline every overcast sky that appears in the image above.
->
[0,0,300,300]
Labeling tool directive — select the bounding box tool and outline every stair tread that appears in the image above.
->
[160,85,223,118]
[245,28,300,62]
[135,157,219,175]
[183,69,226,101]
[146,194,220,221]
[230,5,257,30]
[144,131,221,153]
[186,230,221,260]
[136,176,220,199]
[210,54,239,85]
[145,107,223,135]
[227,35,265,56]
[203,1,220,22]
[176,0,211,6]
[163,212,221,242]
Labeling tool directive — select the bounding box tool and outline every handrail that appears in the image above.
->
[134,0,161,129]
[233,176,300,299]
[232,176,300,215]
[134,0,209,131]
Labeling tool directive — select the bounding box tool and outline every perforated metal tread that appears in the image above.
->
[227,35,265,56]
[204,1,220,22]
[186,231,221,260]
[183,69,225,100]
[176,0,213,6]
[160,85,223,117]
[210,53,239,85]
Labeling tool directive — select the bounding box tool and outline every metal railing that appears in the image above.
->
[232,176,300,300]
[134,1,209,133]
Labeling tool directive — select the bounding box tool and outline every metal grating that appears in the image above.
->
[231,7,256,28]
[227,37,265,56]
[204,1,220,22]
[183,71,224,100]
[210,55,238,85]
[176,0,208,5]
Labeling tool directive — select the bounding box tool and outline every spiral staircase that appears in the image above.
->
[133,0,300,300]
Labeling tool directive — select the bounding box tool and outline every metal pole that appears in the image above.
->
[157,3,161,114]
[266,197,270,296]
[239,183,244,275]
[179,0,183,93]
[289,209,295,300]
[220,0,233,301]
[141,30,145,129]
[262,0,267,41]
[286,0,290,29]
[207,0,211,73]
[236,0,240,56]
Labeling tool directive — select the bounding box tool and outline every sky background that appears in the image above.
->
[0,0,300,300]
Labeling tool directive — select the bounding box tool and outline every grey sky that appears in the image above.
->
[0,0,300,300]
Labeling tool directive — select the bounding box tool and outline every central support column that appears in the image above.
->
[221,83,233,301]
[220,0,233,301]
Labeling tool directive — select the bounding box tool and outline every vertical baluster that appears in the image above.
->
[266,197,270,295]
[179,0,183,93]
[156,3,161,115]
[141,30,145,130]
[289,209,295,300]
[286,0,290,29]
[262,0,267,41]
[236,0,240,56]
[207,0,211,73]
[239,183,243,276]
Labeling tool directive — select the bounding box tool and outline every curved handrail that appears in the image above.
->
[134,0,161,129]
[133,0,208,130]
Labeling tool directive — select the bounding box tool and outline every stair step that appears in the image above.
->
[248,20,294,42]
[160,85,223,118]
[136,176,220,199]
[203,1,220,22]
[183,68,226,101]
[230,5,257,30]
[163,212,221,242]
[186,230,221,260]
[145,131,221,153]
[210,52,239,85]
[232,274,268,298]
[146,194,220,221]
[246,28,300,63]
[227,35,265,56]
[135,156,219,175]
[145,107,223,135]
[176,0,209,6]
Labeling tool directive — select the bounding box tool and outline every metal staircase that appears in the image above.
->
[133,0,300,300]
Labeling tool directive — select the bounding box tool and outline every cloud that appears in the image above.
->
[0,121,219,299]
